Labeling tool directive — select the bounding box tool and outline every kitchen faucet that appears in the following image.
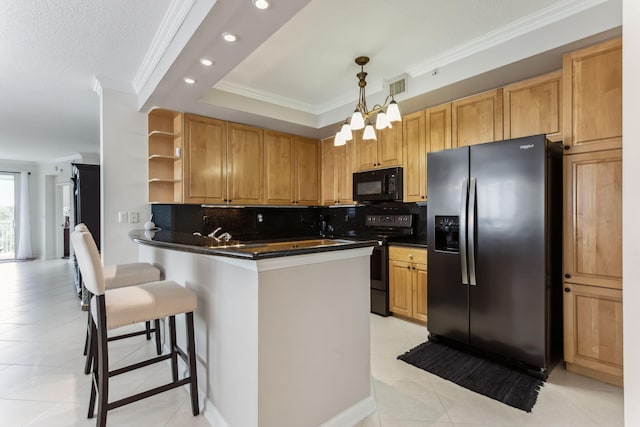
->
[209,227,233,242]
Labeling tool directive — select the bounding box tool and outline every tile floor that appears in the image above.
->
[0,259,624,426]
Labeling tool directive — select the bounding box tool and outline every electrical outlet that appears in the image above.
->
[129,211,139,223]
[118,211,128,223]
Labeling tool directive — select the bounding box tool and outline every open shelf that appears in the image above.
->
[148,109,183,203]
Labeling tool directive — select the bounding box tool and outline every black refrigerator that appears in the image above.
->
[426,134,562,374]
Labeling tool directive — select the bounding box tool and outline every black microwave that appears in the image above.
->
[353,167,403,202]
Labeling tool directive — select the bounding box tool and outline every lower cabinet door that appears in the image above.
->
[563,282,623,386]
[389,260,412,317]
[413,263,428,323]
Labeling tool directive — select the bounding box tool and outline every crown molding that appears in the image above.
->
[214,81,320,114]
[408,0,608,77]
[131,0,196,95]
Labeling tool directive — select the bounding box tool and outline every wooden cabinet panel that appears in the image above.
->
[355,125,402,171]
[264,130,295,205]
[503,70,562,139]
[337,139,355,204]
[452,89,503,148]
[563,38,622,154]
[403,110,426,202]
[183,114,227,204]
[564,150,622,289]
[403,104,451,203]
[321,137,354,205]
[414,264,428,323]
[389,260,413,317]
[389,247,428,322]
[228,123,264,205]
[377,124,403,168]
[563,283,623,386]
[294,136,321,205]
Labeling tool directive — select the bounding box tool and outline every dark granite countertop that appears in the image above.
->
[129,229,378,260]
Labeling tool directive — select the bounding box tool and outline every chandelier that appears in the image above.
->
[334,56,402,146]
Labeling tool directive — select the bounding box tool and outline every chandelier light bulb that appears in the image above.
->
[334,131,347,146]
[386,100,402,122]
[340,123,353,141]
[363,124,377,140]
[375,112,390,130]
[350,110,365,130]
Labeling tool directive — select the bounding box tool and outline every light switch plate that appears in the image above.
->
[129,211,139,223]
[118,211,128,223]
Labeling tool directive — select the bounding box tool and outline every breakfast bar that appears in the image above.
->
[130,230,377,427]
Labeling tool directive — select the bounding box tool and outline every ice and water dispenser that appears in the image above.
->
[434,216,460,253]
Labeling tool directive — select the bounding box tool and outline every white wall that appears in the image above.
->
[623,1,640,424]
[97,84,150,265]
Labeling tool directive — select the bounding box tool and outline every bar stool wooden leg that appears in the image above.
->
[187,312,199,416]
[169,316,178,382]
[96,299,109,427]
[154,319,162,355]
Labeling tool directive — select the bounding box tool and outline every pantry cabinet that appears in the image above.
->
[503,70,562,140]
[563,149,622,290]
[563,283,623,386]
[388,246,427,323]
[355,125,403,171]
[562,37,622,154]
[452,89,503,148]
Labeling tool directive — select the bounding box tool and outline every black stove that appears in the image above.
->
[361,214,415,316]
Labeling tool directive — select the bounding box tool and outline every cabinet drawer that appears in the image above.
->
[389,246,427,264]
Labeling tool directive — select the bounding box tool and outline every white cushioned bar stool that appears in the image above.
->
[76,224,163,375]
[72,227,199,426]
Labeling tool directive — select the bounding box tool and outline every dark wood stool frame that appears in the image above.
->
[87,294,199,426]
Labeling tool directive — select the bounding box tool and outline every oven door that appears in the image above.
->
[370,243,390,316]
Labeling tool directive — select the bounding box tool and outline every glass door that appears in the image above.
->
[0,174,16,260]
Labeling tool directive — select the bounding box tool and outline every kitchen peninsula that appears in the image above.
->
[130,230,377,427]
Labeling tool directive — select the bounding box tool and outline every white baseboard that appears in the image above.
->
[319,395,376,427]
[203,398,230,427]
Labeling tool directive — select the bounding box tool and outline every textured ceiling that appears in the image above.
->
[0,0,623,163]
[0,0,171,162]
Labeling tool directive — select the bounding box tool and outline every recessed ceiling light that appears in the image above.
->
[200,58,214,66]
[253,0,269,10]
[183,77,196,85]
[222,33,237,42]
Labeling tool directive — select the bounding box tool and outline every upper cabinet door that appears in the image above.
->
[563,149,622,289]
[183,114,227,204]
[563,37,622,154]
[402,110,426,203]
[294,136,321,206]
[503,70,562,140]
[377,124,403,168]
[321,138,339,205]
[264,130,295,205]
[452,89,503,148]
[227,123,264,205]
[355,129,378,171]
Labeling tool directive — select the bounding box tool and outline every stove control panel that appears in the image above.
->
[365,214,413,228]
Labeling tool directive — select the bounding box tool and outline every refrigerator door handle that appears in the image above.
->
[460,178,469,285]
[468,177,477,286]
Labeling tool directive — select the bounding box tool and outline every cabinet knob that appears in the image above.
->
[564,145,570,151]
[564,287,571,293]
[564,273,571,279]
[372,163,376,166]
[407,266,411,270]
[409,254,413,258]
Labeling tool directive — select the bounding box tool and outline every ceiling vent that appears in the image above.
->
[386,73,408,97]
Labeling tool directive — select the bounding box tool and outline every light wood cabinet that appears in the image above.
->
[562,37,622,154]
[293,136,321,205]
[355,125,403,171]
[403,104,452,202]
[452,88,503,148]
[263,132,319,206]
[388,246,427,323]
[563,149,622,290]
[183,114,227,204]
[563,283,623,386]
[321,137,355,205]
[227,123,264,205]
[147,109,183,203]
[503,70,562,140]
